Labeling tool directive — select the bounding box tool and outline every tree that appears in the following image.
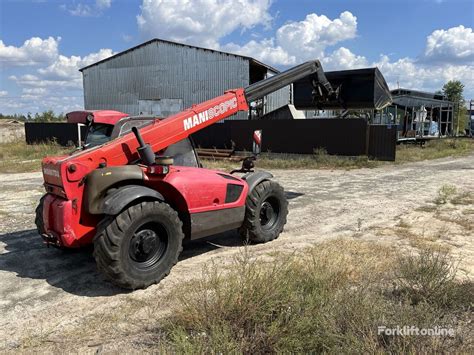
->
[31,110,66,122]
[442,80,467,135]
[0,110,66,122]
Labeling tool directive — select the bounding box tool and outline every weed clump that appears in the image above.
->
[161,241,473,353]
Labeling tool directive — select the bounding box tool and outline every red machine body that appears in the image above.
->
[37,59,390,289]
[41,89,249,247]
[66,110,129,125]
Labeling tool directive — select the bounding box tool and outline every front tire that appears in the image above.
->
[93,201,184,289]
[239,180,288,243]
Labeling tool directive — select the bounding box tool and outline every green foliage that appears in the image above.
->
[434,184,474,206]
[32,110,66,122]
[0,138,70,173]
[443,80,464,104]
[442,80,467,134]
[396,138,474,164]
[0,113,27,121]
[434,185,457,205]
[0,110,65,122]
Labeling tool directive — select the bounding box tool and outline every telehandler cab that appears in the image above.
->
[36,60,391,289]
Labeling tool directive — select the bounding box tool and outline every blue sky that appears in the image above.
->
[1,0,473,114]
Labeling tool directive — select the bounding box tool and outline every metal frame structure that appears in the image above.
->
[468,100,474,137]
[381,89,454,142]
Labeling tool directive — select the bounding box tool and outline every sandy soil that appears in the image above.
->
[0,154,473,351]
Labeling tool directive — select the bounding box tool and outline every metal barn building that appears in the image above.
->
[79,38,290,120]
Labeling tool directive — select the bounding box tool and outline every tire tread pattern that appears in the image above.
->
[35,195,46,235]
[93,201,184,289]
[239,180,288,243]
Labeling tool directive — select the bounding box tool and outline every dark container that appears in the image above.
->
[293,67,392,110]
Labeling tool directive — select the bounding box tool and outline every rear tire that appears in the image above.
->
[35,194,47,235]
[239,180,288,243]
[93,201,184,289]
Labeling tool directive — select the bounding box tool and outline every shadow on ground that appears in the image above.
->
[0,228,245,298]
[0,191,303,297]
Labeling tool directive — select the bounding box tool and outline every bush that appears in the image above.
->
[394,249,472,309]
[160,241,473,353]
[434,185,458,205]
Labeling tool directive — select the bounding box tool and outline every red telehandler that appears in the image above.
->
[35,60,388,289]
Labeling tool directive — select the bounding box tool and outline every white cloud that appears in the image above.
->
[374,54,474,94]
[222,19,473,98]
[0,90,8,97]
[322,47,368,70]
[122,34,133,43]
[37,49,114,82]
[276,11,357,61]
[371,26,474,96]
[10,74,83,90]
[423,25,474,63]
[64,0,113,17]
[22,88,48,97]
[137,0,272,48]
[96,0,112,9]
[222,38,296,66]
[9,48,114,95]
[220,11,358,66]
[3,37,114,114]
[136,2,358,67]
[0,95,84,114]
[0,37,60,66]
[67,4,93,16]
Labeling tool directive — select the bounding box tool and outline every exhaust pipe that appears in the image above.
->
[132,126,155,166]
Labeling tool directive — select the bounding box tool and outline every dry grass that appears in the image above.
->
[155,240,473,353]
[437,214,473,233]
[416,205,438,213]
[202,149,379,171]
[0,137,472,174]
[0,139,70,173]
[396,138,474,164]
[14,239,473,353]
[203,139,474,171]
[432,186,473,233]
[394,219,449,251]
[434,185,458,205]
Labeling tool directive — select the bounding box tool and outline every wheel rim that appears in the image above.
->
[128,222,168,269]
[260,196,280,230]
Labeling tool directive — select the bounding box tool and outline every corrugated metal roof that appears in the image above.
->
[391,88,450,102]
[82,40,252,117]
[391,88,453,107]
[79,37,280,73]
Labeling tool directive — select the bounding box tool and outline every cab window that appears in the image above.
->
[85,124,114,147]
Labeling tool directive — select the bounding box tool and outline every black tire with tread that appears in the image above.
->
[93,201,184,289]
[239,180,288,243]
[35,194,47,235]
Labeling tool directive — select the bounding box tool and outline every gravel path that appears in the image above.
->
[0,154,473,350]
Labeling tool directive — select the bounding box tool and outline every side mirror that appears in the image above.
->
[252,129,262,155]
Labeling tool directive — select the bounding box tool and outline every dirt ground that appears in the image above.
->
[0,121,25,144]
[0,154,473,351]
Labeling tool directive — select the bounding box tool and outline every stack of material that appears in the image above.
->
[196,148,242,161]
